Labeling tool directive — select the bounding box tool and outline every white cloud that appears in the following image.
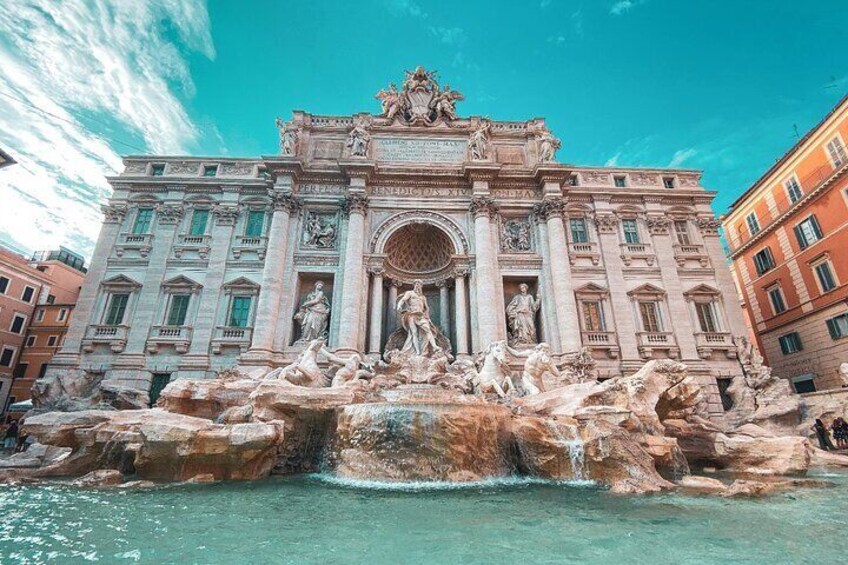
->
[540,0,552,8]
[605,153,621,167]
[610,1,635,15]
[429,27,467,46]
[385,0,427,18]
[668,148,697,168]
[0,1,215,259]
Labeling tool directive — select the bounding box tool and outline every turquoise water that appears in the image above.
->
[3,473,848,564]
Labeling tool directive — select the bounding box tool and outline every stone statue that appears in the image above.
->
[840,362,848,387]
[468,121,490,161]
[501,219,532,252]
[396,280,442,357]
[473,341,515,398]
[562,347,597,383]
[347,120,370,157]
[294,281,331,343]
[507,342,560,395]
[431,84,464,121]
[538,130,561,163]
[275,117,299,157]
[506,284,541,347]
[303,213,336,248]
[263,338,330,387]
[326,351,374,388]
[375,83,406,121]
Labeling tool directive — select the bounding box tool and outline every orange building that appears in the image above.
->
[724,94,848,393]
[0,247,86,418]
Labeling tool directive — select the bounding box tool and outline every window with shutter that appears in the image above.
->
[166,294,191,326]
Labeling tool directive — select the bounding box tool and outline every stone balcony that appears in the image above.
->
[211,326,253,354]
[147,325,193,354]
[174,234,211,260]
[636,331,679,359]
[581,331,619,358]
[232,236,268,260]
[568,241,601,266]
[82,324,128,353]
[619,243,655,267]
[115,233,153,258]
[694,331,736,359]
[673,243,710,268]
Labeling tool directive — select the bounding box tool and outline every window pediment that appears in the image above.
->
[101,274,142,290]
[575,282,609,298]
[223,276,261,294]
[161,275,203,293]
[627,283,666,298]
[683,284,720,297]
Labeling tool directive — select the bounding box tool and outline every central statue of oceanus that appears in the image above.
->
[396,280,442,357]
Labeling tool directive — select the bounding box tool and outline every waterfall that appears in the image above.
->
[546,421,585,481]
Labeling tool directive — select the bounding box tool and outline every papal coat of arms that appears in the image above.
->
[375,66,464,125]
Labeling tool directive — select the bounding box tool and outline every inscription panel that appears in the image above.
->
[371,186,469,198]
[373,136,467,163]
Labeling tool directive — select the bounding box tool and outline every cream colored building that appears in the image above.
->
[47,69,746,413]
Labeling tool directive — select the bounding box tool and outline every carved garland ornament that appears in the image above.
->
[593,214,619,234]
[213,204,241,226]
[645,215,671,235]
[102,204,128,224]
[697,217,722,235]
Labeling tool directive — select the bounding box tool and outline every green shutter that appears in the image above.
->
[245,211,264,237]
[811,215,823,239]
[826,318,840,340]
[105,293,129,325]
[166,294,191,326]
[794,225,807,249]
[189,210,209,235]
[229,296,252,327]
[133,208,153,234]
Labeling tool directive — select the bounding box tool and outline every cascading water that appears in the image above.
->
[544,420,586,481]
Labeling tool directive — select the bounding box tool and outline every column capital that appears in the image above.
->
[155,203,185,225]
[469,195,499,219]
[697,216,722,236]
[268,189,300,212]
[102,203,128,224]
[645,214,671,235]
[212,203,241,226]
[343,193,369,216]
[593,213,619,234]
[452,266,469,279]
[367,265,385,277]
[536,197,566,219]
[435,278,451,289]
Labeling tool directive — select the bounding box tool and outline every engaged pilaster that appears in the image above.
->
[539,197,580,352]
[453,268,469,355]
[470,196,502,348]
[368,266,384,355]
[336,193,369,352]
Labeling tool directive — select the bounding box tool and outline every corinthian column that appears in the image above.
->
[368,266,384,355]
[470,196,502,348]
[541,197,580,352]
[386,279,400,336]
[437,279,450,338]
[453,268,469,355]
[248,190,298,356]
[336,194,369,352]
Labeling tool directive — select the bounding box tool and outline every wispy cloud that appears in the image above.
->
[668,148,697,168]
[540,0,552,8]
[605,153,621,167]
[610,0,646,15]
[385,0,427,18]
[0,1,215,259]
[429,27,467,46]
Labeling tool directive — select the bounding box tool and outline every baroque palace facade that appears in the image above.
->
[48,68,746,414]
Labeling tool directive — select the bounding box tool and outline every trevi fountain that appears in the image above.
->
[3,68,848,563]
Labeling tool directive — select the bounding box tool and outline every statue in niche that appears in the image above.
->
[537,129,561,163]
[468,121,491,161]
[347,119,371,157]
[275,117,298,156]
[506,283,541,347]
[507,342,560,395]
[396,280,442,357]
[303,213,336,248]
[501,219,532,252]
[294,281,331,344]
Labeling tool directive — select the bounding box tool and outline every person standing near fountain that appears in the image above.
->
[294,281,331,344]
[396,280,441,357]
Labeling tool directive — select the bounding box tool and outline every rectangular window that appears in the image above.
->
[826,313,848,340]
[58,308,67,322]
[581,301,605,332]
[753,247,775,276]
[815,261,837,293]
[47,336,57,347]
[229,296,252,328]
[38,364,48,379]
[622,219,640,244]
[613,175,627,188]
[569,218,588,243]
[826,137,847,168]
[695,302,720,332]
[10,314,26,334]
[0,276,8,294]
[784,176,803,204]
[151,164,165,176]
[25,336,36,347]
[0,347,15,367]
[673,220,691,245]
[35,309,45,322]
[104,293,130,325]
[245,211,265,237]
[663,177,675,189]
[132,208,154,234]
[149,373,172,407]
[794,215,823,249]
[21,285,35,303]
[166,294,191,326]
[188,209,209,236]
[203,165,218,177]
[778,332,803,355]
[46,294,55,305]
[13,363,27,380]
[567,175,579,187]
[639,301,662,332]
[768,286,787,315]
[746,212,760,236]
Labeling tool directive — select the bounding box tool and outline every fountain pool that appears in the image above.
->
[3,473,847,564]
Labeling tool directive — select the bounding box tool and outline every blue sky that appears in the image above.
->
[1,0,846,259]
